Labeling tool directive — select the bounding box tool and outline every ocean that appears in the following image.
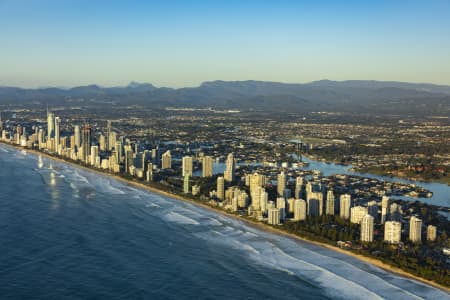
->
[0,144,448,300]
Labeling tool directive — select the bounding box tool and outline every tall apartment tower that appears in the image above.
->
[350,206,368,224]
[409,216,422,243]
[384,221,401,244]
[106,120,112,151]
[268,208,281,225]
[74,125,81,149]
[295,176,303,199]
[217,176,225,200]
[47,111,55,140]
[326,190,335,215]
[202,156,213,177]
[381,196,391,224]
[277,171,286,197]
[224,153,235,182]
[81,125,91,162]
[361,215,374,242]
[427,225,437,242]
[161,150,172,169]
[54,116,61,152]
[183,175,190,194]
[339,194,351,220]
[293,199,307,221]
[182,156,193,177]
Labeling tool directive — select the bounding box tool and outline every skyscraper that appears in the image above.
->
[427,225,437,242]
[339,194,351,220]
[409,216,422,243]
[47,111,54,140]
[295,176,303,199]
[307,198,320,217]
[277,172,286,197]
[325,190,335,215]
[202,156,213,177]
[361,215,374,242]
[161,150,172,169]
[106,120,112,151]
[276,197,286,220]
[74,125,81,149]
[293,199,307,221]
[381,196,391,224]
[384,221,401,243]
[182,156,193,177]
[125,149,134,174]
[224,153,235,182]
[81,125,91,163]
[350,206,368,224]
[183,175,190,194]
[54,116,61,153]
[217,176,224,200]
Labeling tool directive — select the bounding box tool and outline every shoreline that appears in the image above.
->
[2,142,449,293]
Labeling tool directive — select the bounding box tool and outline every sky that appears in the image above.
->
[1,0,450,88]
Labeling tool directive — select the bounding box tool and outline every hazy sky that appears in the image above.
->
[1,0,450,88]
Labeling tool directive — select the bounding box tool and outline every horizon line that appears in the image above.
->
[2,78,450,90]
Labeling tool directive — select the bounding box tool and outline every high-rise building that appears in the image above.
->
[350,206,368,224]
[361,215,374,242]
[409,216,422,243]
[217,176,224,200]
[99,134,106,151]
[81,125,91,163]
[109,131,117,151]
[224,153,235,182]
[276,197,286,220]
[277,172,286,197]
[384,221,401,243]
[295,176,303,199]
[307,198,320,217]
[293,199,307,221]
[106,120,112,151]
[182,156,193,177]
[259,190,268,213]
[54,116,61,153]
[125,149,134,174]
[427,225,437,242]
[47,111,54,139]
[340,194,351,219]
[251,186,265,211]
[268,208,281,225]
[326,190,335,215]
[381,196,391,224]
[202,156,213,177]
[249,173,265,194]
[183,175,190,194]
[161,150,172,169]
[115,141,123,163]
[367,201,378,220]
[90,145,99,166]
[74,125,81,149]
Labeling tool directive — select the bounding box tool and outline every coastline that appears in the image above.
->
[2,142,449,293]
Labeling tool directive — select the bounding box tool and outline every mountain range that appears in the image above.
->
[1,80,449,115]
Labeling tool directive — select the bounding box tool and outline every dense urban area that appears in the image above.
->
[0,103,449,287]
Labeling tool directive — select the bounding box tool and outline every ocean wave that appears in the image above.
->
[164,212,200,225]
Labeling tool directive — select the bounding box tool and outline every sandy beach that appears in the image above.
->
[3,142,449,293]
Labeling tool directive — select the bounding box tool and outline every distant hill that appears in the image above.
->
[0,80,449,115]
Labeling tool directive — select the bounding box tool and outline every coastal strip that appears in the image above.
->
[2,141,450,293]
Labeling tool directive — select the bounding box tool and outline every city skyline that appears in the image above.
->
[1,0,450,88]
